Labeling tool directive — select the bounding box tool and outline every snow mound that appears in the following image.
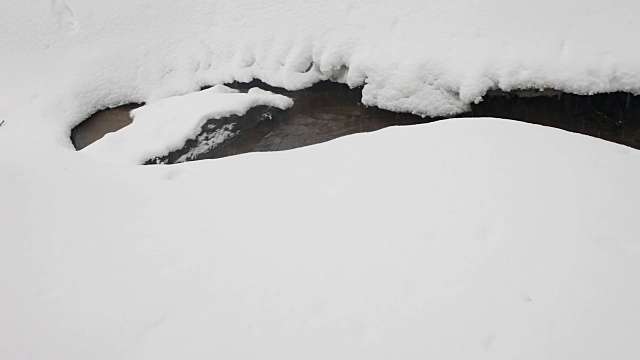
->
[80,85,293,165]
[2,119,640,359]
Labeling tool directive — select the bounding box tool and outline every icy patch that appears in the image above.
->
[80,85,293,165]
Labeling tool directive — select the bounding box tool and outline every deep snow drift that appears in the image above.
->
[2,1,640,359]
[2,120,640,360]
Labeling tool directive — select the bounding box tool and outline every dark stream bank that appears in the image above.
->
[71,81,640,164]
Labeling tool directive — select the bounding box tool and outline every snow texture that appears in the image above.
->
[2,1,640,359]
[80,85,293,165]
[2,0,640,132]
[2,119,640,360]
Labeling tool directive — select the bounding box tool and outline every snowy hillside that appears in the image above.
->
[1,1,640,359]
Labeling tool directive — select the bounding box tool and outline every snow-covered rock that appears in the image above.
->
[2,119,640,359]
[80,85,292,165]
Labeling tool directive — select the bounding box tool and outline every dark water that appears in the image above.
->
[147,82,430,164]
[71,81,640,163]
[469,90,640,148]
[71,103,142,150]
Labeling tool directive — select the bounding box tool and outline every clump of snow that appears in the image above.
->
[80,85,292,165]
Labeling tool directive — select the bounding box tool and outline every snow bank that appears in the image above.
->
[80,85,293,165]
[2,1,640,359]
[2,0,640,130]
[2,119,640,359]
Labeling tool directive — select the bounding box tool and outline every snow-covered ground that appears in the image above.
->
[3,119,640,359]
[2,1,640,359]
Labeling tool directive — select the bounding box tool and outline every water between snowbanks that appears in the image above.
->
[71,81,640,163]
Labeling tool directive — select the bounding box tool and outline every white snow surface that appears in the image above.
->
[2,1,640,359]
[80,86,293,165]
[2,119,640,360]
[2,0,640,131]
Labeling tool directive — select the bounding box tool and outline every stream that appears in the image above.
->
[71,81,640,164]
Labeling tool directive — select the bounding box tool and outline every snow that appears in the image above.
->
[80,85,293,165]
[2,1,640,359]
[2,119,640,360]
[2,0,640,128]
[175,123,235,163]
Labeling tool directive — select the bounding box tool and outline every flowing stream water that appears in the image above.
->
[71,81,640,163]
